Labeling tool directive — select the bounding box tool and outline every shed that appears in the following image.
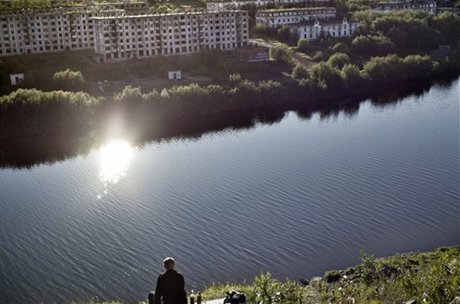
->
[168,70,182,80]
[10,73,24,86]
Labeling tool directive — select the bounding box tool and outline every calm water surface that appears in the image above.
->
[1,79,459,303]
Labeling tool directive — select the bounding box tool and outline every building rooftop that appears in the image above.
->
[91,9,246,20]
[257,6,335,12]
[288,18,358,27]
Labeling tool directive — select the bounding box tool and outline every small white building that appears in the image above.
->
[9,73,24,85]
[256,7,336,28]
[290,18,360,40]
[168,70,182,80]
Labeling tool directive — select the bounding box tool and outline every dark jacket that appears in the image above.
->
[154,269,186,304]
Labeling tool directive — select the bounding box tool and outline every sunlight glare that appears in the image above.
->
[98,139,134,184]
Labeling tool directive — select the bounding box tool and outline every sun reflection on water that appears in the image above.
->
[98,139,134,184]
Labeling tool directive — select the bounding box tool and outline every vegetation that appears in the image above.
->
[0,89,98,137]
[52,69,86,91]
[200,246,460,304]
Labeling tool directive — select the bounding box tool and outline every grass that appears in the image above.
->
[200,246,460,304]
[1,49,290,95]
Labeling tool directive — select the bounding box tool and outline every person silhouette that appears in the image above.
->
[153,257,187,304]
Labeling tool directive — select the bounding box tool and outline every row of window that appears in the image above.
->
[103,42,245,61]
[102,35,240,47]
[258,9,335,17]
[0,42,94,54]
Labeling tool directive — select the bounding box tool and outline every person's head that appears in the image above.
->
[163,257,175,270]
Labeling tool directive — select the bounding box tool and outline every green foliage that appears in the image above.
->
[351,35,396,57]
[254,272,280,304]
[327,52,351,69]
[52,69,85,91]
[430,12,460,43]
[309,62,343,90]
[359,251,378,285]
[9,0,51,8]
[251,23,277,38]
[340,63,363,89]
[270,45,293,65]
[353,11,444,51]
[277,25,295,44]
[201,282,254,302]
[362,54,436,85]
[332,42,349,54]
[297,39,311,53]
[0,89,98,137]
[291,64,309,80]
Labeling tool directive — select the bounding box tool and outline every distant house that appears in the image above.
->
[289,18,360,41]
[436,7,460,15]
[168,71,182,80]
[370,1,437,14]
[206,0,330,11]
[9,73,24,85]
[236,46,270,62]
[256,7,336,28]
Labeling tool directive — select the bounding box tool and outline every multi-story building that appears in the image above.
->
[206,0,329,11]
[93,10,249,62]
[436,7,460,15]
[255,7,336,28]
[370,1,437,14]
[289,18,359,40]
[0,6,123,56]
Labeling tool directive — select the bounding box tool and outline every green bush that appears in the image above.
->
[52,69,85,91]
[327,52,351,69]
[270,45,293,65]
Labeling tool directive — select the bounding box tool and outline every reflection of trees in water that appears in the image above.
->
[0,78,454,169]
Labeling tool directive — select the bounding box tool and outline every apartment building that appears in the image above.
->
[289,18,359,40]
[0,6,123,56]
[370,1,437,14]
[206,0,329,11]
[93,10,249,62]
[256,7,336,28]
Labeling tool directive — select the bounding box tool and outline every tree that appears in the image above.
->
[351,35,396,57]
[52,69,85,91]
[291,63,309,79]
[341,63,363,89]
[327,52,351,69]
[270,45,293,65]
[309,62,343,90]
[430,12,460,44]
[277,25,295,43]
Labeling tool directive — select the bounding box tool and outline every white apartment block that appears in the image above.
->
[370,1,437,14]
[256,7,336,28]
[290,18,359,40]
[206,0,329,11]
[0,6,123,56]
[93,11,249,62]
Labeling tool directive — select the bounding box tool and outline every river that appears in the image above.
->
[0,78,459,303]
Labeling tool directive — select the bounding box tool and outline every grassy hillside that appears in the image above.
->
[199,246,460,304]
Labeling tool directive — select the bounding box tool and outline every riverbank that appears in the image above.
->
[1,58,459,141]
[0,74,456,169]
[84,246,460,304]
[200,245,460,304]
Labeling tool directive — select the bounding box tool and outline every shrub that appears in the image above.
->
[270,45,293,65]
[52,69,85,91]
[327,52,351,69]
